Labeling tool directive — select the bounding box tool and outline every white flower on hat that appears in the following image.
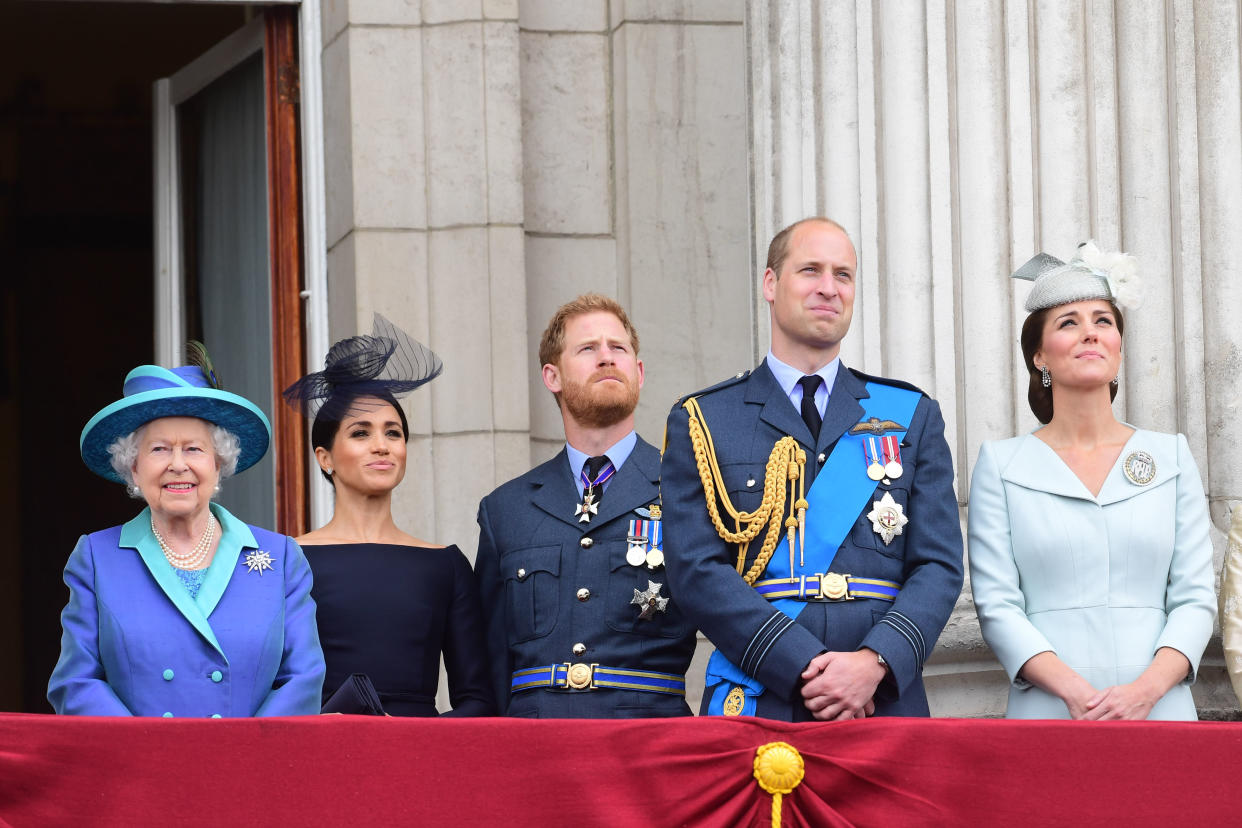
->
[1076,240,1144,310]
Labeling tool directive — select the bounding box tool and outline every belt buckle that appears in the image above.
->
[817,572,852,601]
[563,662,598,690]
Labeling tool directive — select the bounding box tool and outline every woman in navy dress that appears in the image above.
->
[284,315,493,716]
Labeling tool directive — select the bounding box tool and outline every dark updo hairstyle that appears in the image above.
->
[1019,302,1125,424]
[311,390,410,485]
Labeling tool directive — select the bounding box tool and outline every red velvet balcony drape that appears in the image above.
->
[1,713,1237,826]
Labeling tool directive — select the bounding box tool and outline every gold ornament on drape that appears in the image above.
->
[753,741,805,828]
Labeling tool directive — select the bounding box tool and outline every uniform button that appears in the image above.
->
[211,714,222,719]
[746,478,756,488]
[579,537,593,548]
[517,568,527,580]
[817,453,826,464]
[577,588,591,602]
[211,670,223,683]
[572,642,587,656]
[162,712,173,718]
[162,669,174,681]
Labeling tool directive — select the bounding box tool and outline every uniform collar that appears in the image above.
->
[565,430,638,484]
[765,351,840,410]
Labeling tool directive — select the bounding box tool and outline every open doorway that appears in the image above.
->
[0,1,305,713]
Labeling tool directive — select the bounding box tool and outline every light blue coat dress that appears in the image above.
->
[967,429,1216,720]
[48,504,325,718]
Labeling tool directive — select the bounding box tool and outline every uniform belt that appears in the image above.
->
[753,573,901,602]
[511,664,685,696]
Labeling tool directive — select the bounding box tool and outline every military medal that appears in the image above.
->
[863,437,886,481]
[627,519,650,566]
[882,435,903,480]
[244,549,275,575]
[631,580,669,620]
[866,492,908,546]
[645,519,664,569]
[1123,450,1156,486]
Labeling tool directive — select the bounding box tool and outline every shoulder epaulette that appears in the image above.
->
[671,369,752,410]
[847,367,927,397]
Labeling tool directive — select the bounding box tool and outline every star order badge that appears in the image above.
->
[631,580,669,620]
[244,549,275,575]
[867,492,908,546]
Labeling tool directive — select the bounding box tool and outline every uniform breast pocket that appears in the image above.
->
[502,545,561,643]
[848,482,910,560]
[605,542,689,638]
[720,461,766,516]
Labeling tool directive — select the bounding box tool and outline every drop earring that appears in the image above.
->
[1040,365,1051,388]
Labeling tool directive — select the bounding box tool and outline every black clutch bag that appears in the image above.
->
[321,673,386,715]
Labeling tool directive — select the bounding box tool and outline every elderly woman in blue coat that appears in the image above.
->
[48,347,325,717]
[968,243,1215,720]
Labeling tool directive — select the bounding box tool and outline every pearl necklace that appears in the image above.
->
[151,513,217,571]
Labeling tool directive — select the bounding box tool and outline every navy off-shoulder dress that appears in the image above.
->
[303,543,494,716]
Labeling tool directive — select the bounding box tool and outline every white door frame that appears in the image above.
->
[152,16,265,366]
[150,1,332,525]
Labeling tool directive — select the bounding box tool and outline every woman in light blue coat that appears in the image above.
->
[968,243,1215,720]
[49,346,325,718]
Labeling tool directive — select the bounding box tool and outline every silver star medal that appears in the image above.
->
[244,549,275,575]
[575,492,599,523]
[631,580,669,621]
[866,492,908,546]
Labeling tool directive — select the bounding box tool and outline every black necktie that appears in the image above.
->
[582,455,613,505]
[798,375,823,442]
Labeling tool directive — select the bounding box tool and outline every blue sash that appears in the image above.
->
[705,381,921,715]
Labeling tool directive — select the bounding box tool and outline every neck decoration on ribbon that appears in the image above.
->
[574,460,615,523]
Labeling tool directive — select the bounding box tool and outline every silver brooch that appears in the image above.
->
[244,550,275,575]
[1122,450,1156,486]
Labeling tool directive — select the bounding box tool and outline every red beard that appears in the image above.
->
[560,368,639,428]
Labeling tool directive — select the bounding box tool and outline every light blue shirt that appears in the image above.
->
[765,352,839,420]
[565,430,638,492]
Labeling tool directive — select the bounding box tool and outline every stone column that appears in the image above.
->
[748,0,1242,717]
[320,0,529,551]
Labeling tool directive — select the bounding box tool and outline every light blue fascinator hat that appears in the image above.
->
[80,343,272,483]
[1012,240,1143,312]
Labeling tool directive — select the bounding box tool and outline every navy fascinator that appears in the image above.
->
[282,313,442,418]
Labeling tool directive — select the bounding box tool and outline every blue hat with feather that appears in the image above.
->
[80,344,272,483]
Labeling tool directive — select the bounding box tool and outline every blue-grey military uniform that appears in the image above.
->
[474,436,696,717]
[661,362,963,720]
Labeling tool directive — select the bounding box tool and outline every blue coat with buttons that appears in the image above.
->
[48,504,325,718]
[474,436,697,717]
[661,362,964,720]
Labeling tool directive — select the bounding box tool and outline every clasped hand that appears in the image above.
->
[799,650,885,721]
[1077,682,1156,721]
